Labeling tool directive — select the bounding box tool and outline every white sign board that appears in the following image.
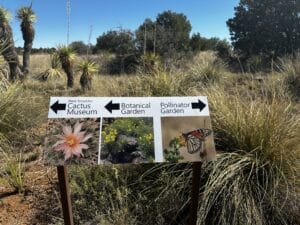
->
[44,97,216,165]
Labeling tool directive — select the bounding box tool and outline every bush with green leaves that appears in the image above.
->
[164,137,184,163]
[101,118,155,163]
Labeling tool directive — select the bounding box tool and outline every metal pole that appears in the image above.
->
[189,161,203,225]
[57,165,74,225]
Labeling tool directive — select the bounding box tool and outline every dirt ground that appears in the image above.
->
[0,162,61,225]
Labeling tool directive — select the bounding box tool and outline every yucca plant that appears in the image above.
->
[78,59,98,91]
[140,52,161,73]
[0,7,23,81]
[38,53,63,81]
[16,5,37,75]
[57,45,76,88]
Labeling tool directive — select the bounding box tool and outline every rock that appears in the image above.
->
[117,135,138,146]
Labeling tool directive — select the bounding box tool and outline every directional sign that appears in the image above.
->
[44,97,216,165]
[50,100,67,114]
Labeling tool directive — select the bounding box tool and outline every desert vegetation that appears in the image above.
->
[0,0,300,225]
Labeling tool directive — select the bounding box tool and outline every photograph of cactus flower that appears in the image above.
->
[100,117,155,164]
[44,118,100,165]
[162,116,215,162]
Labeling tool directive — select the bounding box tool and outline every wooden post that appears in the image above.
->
[189,162,203,225]
[57,165,74,225]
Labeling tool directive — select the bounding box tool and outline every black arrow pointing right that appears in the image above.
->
[191,99,206,112]
[105,100,120,113]
[50,100,66,114]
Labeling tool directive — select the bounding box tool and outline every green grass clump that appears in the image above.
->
[0,81,41,144]
[136,69,195,96]
[0,80,42,193]
[0,149,25,193]
[187,51,227,86]
[277,55,300,100]
[197,86,300,225]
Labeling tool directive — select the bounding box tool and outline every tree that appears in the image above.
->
[227,0,300,59]
[95,29,138,74]
[70,41,89,55]
[135,18,156,54]
[0,7,23,81]
[155,11,192,57]
[135,11,192,58]
[94,29,135,55]
[190,34,221,52]
[16,5,36,75]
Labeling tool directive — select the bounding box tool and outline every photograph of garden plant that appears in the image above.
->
[44,118,100,165]
[162,116,215,162]
[100,118,155,164]
[0,0,299,224]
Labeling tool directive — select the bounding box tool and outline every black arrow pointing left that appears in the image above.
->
[105,100,120,113]
[50,100,66,114]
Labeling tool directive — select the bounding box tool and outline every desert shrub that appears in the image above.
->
[245,55,270,72]
[108,54,139,74]
[89,52,115,74]
[277,55,300,100]
[197,86,300,225]
[69,165,146,225]
[69,163,192,225]
[187,51,226,85]
[0,81,41,144]
[136,69,194,96]
[138,52,162,74]
[0,149,25,193]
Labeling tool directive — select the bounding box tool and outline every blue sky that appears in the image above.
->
[1,0,239,48]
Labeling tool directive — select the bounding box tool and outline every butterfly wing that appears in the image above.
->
[186,134,203,154]
[198,128,212,138]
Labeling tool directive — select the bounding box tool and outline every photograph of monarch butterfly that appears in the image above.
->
[161,116,216,162]
[182,128,212,157]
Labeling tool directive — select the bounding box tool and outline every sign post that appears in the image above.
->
[189,162,203,225]
[57,166,74,225]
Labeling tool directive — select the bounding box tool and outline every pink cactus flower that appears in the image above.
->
[53,122,93,160]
